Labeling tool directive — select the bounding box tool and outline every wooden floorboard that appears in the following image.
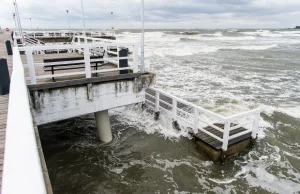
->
[0,32,12,192]
[194,123,252,150]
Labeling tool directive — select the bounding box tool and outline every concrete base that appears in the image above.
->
[195,138,251,162]
[94,110,112,143]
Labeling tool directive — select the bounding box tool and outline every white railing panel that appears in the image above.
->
[19,42,139,83]
[145,87,264,151]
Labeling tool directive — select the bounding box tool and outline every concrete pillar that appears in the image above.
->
[94,110,112,143]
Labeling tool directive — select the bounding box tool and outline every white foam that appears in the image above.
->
[191,35,256,41]
[208,178,237,184]
[111,106,191,140]
[225,44,279,50]
[283,151,300,160]
[275,31,300,37]
[240,30,283,37]
[152,44,278,57]
[277,106,300,119]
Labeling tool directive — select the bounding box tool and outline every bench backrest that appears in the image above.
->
[44,56,103,63]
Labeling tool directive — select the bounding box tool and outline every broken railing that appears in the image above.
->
[145,88,264,151]
[18,43,139,84]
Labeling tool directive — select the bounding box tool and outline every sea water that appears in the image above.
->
[39,29,300,194]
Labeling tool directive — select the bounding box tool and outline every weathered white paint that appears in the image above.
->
[146,87,264,151]
[95,110,113,142]
[32,81,146,125]
[2,47,47,194]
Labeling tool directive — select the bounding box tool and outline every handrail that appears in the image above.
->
[1,47,47,194]
[145,87,264,151]
[149,87,227,121]
[75,36,115,42]
[225,108,265,122]
[18,43,137,51]
[24,30,115,38]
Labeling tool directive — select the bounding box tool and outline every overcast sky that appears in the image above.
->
[0,0,300,29]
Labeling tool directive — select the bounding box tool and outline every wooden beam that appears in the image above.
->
[28,72,153,91]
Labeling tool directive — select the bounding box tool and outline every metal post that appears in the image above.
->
[141,0,145,72]
[13,13,17,31]
[30,18,32,29]
[14,0,23,40]
[251,112,260,139]
[13,2,21,35]
[80,0,86,37]
[111,12,114,30]
[66,10,70,32]
[222,122,231,151]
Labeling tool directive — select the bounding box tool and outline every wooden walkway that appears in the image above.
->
[0,32,13,191]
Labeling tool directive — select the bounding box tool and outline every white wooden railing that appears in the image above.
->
[24,30,115,38]
[24,34,45,46]
[145,88,264,151]
[1,47,47,194]
[18,43,139,84]
[72,36,115,44]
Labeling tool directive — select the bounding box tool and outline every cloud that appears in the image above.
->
[0,0,299,29]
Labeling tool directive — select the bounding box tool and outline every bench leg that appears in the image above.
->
[95,63,98,76]
[51,66,55,82]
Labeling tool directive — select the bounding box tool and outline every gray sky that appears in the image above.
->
[1,0,300,29]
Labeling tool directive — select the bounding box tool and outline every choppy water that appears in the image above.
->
[39,29,300,194]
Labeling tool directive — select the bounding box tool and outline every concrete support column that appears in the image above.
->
[94,110,112,143]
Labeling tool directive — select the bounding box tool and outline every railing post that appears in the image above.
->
[25,50,37,84]
[193,108,200,134]
[14,37,17,47]
[222,122,230,151]
[172,99,177,120]
[103,45,108,63]
[84,46,91,78]
[155,91,160,112]
[133,45,138,73]
[252,112,260,139]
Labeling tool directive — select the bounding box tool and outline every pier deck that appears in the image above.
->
[194,123,251,150]
[0,32,13,190]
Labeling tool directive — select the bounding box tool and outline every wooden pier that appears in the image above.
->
[1,30,155,194]
[0,32,12,190]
